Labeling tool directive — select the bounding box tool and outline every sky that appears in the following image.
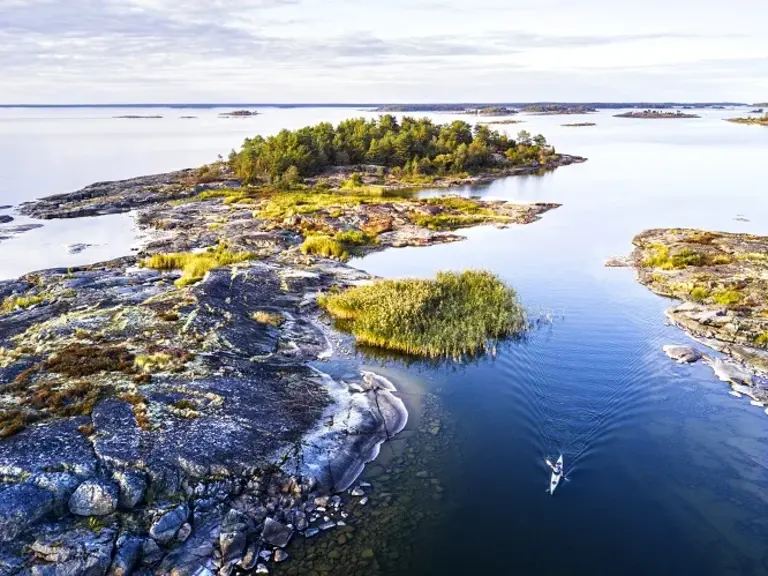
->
[1,0,767,104]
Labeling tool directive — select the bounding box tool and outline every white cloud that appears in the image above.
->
[1,0,767,103]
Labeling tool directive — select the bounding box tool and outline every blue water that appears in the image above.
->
[352,112,768,575]
[2,106,768,574]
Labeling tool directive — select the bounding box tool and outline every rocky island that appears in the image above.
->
[612,228,768,400]
[0,116,584,574]
[218,110,260,118]
[725,113,768,126]
[614,110,700,119]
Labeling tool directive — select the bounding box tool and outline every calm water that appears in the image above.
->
[2,107,768,575]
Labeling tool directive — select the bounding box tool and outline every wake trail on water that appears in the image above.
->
[508,330,653,479]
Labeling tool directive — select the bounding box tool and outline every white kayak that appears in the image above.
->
[547,455,564,495]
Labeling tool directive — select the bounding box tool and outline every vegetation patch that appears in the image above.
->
[46,344,135,377]
[1,293,50,314]
[229,116,556,184]
[726,113,768,126]
[318,270,526,359]
[142,247,255,287]
[300,235,348,260]
[252,311,285,327]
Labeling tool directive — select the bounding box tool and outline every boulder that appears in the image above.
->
[260,518,292,548]
[149,504,189,544]
[32,472,81,516]
[662,345,703,364]
[0,484,54,542]
[113,470,146,510]
[69,480,119,516]
[219,510,248,565]
[154,519,221,576]
[107,534,142,576]
[0,215,13,224]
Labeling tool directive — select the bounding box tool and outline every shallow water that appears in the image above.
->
[2,106,768,575]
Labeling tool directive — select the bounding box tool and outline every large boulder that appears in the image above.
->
[149,504,189,544]
[0,483,54,542]
[68,480,119,517]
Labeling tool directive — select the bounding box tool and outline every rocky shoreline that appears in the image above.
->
[611,228,768,402]
[0,155,581,574]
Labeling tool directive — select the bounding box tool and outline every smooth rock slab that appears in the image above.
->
[69,480,119,516]
[0,484,54,542]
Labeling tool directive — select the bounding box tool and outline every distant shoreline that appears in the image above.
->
[0,101,750,110]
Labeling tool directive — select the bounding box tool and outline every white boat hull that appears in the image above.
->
[548,455,564,495]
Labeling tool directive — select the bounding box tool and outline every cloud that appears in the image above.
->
[1,0,766,103]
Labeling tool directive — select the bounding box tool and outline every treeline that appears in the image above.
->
[229,115,554,184]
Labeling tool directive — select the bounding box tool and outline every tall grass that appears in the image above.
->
[319,270,526,359]
[300,235,349,260]
[143,248,254,286]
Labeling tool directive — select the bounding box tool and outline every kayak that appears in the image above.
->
[547,454,564,495]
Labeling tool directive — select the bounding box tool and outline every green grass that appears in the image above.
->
[690,286,710,302]
[300,235,349,260]
[318,270,526,359]
[334,230,377,246]
[142,248,254,287]
[411,213,493,231]
[1,293,50,314]
[643,245,705,270]
[713,289,742,306]
[257,189,412,221]
[754,333,768,346]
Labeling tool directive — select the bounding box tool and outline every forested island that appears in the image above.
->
[614,110,700,119]
[228,115,576,187]
[726,113,768,126]
[562,122,596,127]
[522,105,597,115]
[113,115,163,119]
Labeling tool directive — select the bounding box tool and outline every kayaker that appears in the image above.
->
[548,460,563,476]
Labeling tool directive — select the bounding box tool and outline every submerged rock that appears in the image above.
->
[663,345,703,364]
[708,358,753,385]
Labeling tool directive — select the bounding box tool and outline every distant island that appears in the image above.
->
[218,110,260,117]
[522,104,597,115]
[614,110,700,119]
[179,115,198,119]
[749,108,764,114]
[467,106,518,116]
[726,113,768,126]
[371,104,470,112]
[478,119,524,125]
[561,122,597,127]
[112,115,163,119]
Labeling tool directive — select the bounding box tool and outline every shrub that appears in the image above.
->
[690,286,710,302]
[318,270,526,359]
